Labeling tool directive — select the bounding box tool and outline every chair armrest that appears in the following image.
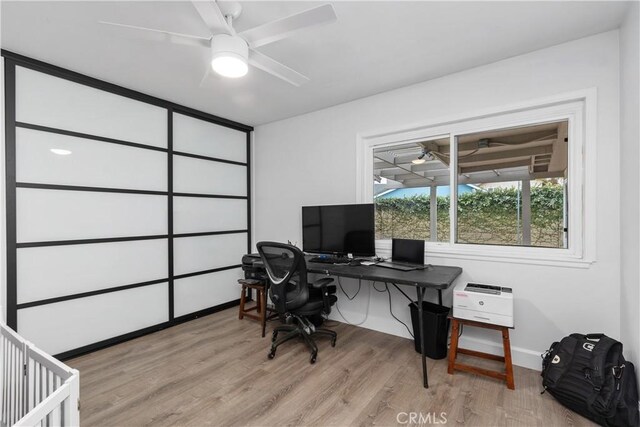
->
[311,277,335,314]
[311,277,334,288]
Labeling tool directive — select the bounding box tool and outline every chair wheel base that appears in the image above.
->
[268,348,276,359]
[331,337,337,347]
[310,354,317,364]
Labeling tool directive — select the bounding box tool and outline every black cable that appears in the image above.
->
[337,276,361,300]
[386,284,414,338]
[338,280,415,338]
[372,282,414,338]
[447,323,463,348]
[372,281,387,293]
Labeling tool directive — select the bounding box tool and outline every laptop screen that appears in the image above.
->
[392,239,425,264]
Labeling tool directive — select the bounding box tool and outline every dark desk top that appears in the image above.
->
[306,260,462,290]
[243,253,462,290]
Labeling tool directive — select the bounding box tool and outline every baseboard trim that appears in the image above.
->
[329,309,544,371]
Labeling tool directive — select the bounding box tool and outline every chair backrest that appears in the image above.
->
[256,241,310,314]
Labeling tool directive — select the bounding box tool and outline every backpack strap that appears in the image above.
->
[589,335,623,389]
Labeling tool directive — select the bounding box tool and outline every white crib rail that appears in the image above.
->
[1,323,79,427]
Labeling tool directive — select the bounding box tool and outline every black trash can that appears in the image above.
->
[408,301,450,359]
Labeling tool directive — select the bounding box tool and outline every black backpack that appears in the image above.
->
[541,333,639,427]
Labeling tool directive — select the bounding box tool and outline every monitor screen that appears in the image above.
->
[302,204,375,257]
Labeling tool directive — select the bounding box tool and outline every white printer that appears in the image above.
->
[453,282,514,327]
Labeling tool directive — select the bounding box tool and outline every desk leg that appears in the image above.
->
[438,289,442,306]
[417,286,428,388]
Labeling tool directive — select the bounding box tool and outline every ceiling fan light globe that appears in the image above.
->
[210,34,249,78]
[211,55,248,78]
[412,158,426,165]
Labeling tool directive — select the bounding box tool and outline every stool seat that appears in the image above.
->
[238,279,263,287]
[447,316,515,390]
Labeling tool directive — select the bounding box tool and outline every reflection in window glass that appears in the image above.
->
[373,138,450,242]
[455,121,568,248]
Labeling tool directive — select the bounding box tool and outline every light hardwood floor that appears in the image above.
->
[68,308,596,426]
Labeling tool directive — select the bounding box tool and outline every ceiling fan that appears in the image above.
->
[412,142,449,165]
[100,1,337,86]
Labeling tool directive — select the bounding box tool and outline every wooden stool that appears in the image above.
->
[447,316,515,390]
[238,279,269,337]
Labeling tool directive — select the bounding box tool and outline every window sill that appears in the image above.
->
[375,240,594,269]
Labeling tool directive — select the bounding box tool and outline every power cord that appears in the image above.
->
[334,277,371,326]
[447,324,463,349]
[371,281,386,292]
[337,276,361,300]
[372,282,414,338]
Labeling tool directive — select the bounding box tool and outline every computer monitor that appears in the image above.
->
[302,203,375,257]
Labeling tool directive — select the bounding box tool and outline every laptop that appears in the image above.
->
[377,239,426,271]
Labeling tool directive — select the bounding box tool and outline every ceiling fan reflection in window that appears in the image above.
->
[100,1,337,86]
[412,141,449,165]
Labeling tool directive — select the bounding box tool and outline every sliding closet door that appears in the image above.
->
[172,113,249,318]
[4,53,252,358]
[10,65,170,356]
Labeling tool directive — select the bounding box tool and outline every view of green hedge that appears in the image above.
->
[375,185,565,248]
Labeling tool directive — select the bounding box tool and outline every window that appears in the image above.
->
[455,121,568,249]
[373,136,450,243]
[360,91,592,265]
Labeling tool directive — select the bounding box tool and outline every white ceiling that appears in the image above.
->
[0,1,630,126]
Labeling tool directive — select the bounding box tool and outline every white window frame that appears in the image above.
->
[356,89,596,268]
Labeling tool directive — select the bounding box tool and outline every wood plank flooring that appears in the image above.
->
[68,308,597,426]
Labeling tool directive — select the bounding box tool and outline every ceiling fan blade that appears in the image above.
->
[239,4,337,49]
[99,21,210,48]
[191,1,233,35]
[248,50,310,87]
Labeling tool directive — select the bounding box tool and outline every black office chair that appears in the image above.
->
[256,241,338,364]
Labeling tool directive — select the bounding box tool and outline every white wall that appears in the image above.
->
[254,31,621,370]
[619,1,639,368]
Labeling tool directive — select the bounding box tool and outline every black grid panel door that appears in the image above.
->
[3,52,252,359]
[171,112,249,319]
